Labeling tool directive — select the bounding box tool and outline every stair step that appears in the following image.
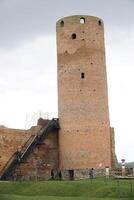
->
[0,119,59,180]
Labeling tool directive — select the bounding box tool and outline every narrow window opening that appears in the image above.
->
[98,20,102,26]
[71,33,76,39]
[60,20,64,27]
[81,72,85,79]
[80,17,85,24]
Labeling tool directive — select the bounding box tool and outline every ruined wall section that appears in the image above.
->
[12,131,58,180]
[0,125,40,171]
[0,119,59,180]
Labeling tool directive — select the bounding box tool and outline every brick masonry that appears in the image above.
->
[12,131,59,180]
[0,121,59,180]
[0,126,32,171]
[57,15,116,170]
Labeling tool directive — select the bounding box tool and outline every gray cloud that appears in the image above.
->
[0,0,134,49]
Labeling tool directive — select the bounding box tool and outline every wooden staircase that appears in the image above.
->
[0,118,59,180]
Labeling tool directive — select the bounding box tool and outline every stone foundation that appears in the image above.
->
[61,168,108,180]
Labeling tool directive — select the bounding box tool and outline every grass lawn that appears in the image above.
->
[0,179,134,200]
[0,195,133,200]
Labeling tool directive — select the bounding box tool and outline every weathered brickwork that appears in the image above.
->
[12,131,58,180]
[57,15,116,170]
[110,127,117,166]
[0,121,59,180]
[0,126,32,171]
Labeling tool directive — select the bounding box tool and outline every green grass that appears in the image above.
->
[0,179,134,200]
[0,195,132,200]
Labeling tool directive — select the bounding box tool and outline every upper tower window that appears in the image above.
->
[98,20,102,26]
[60,20,64,27]
[80,17,85,24]
[71,33,76,39]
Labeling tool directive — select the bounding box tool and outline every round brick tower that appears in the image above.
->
[56,15,112,174]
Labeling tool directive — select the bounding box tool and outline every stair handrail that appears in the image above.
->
[0,118,59,180]
[0,151,19,178]
[0,134,36,178]
[18,119,59,161]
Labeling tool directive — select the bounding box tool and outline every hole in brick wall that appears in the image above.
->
[98,20,102,26]
[80,17,85,24]
[71,33,76,39]
[69,170,74,180]
[60,20,64,27]
[81,72,85,79]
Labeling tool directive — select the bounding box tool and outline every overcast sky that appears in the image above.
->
[0,0,134,162]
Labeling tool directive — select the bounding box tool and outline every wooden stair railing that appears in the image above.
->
[0,118,59,180]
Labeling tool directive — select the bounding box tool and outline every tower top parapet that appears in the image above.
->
[56,15,104,27]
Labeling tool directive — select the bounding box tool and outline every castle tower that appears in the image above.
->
[56,15,114,174]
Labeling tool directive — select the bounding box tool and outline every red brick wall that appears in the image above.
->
[57,15,113,169]
[110,127,117,166]
[0,124,58,180]
[0,126,32,171]
[13,131,58,180]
